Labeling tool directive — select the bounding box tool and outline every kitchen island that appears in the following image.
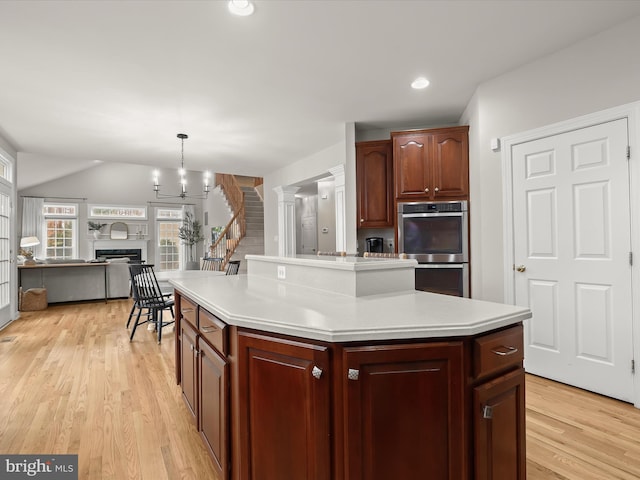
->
[171,255,531,480]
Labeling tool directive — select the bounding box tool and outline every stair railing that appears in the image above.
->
[209,174,246,270]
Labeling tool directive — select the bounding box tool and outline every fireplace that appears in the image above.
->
[96,249,142,262]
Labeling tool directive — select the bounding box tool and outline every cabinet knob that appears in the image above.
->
[347,368,359,381]
[312,366,323,379]
[360,218,364,223]
[482,405,493,419]
[424,187,429,193]
[434,187,439,193]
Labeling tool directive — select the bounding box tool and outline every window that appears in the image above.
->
[43,203,77,259]
[88,204,147,220]
[157,208,182,271]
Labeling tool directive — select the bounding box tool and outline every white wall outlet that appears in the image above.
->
[277,265,286,280]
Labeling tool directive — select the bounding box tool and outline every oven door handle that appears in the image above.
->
[401,212,465,218]
[415,263,466,269]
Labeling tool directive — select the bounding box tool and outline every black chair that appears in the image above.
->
[226,260,241,275]
[128,264,175,343]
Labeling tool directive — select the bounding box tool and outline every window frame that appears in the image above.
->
[43,203,78,259]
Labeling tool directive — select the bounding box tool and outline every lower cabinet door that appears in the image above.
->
[199,340,229,480]
[474,368,526,480]
[180,321,198,421]
[238,331,331,480]
[343,342,465,480]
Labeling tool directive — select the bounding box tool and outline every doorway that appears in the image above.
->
[504,106,639,404]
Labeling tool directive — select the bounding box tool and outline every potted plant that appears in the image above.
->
[88,220,107,239]
[178,212,205,269]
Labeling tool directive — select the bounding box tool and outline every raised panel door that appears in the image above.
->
[393,133,431,199]
[199,339,229,480]
[180,320,198,421]
[432,127,469,198]
[343,341,465,480]
[237,331,331,480]
[474,368,526,480]
[356,140,394,228]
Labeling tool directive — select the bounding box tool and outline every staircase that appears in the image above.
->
[229,186,264,273]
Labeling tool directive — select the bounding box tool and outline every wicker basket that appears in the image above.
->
[19,287,48,311]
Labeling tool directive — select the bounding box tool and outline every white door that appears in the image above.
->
[301,215,317,254]
[512,118,634,402]
[0,189,11,329]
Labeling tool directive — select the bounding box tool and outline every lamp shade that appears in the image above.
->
[20,236,40,248]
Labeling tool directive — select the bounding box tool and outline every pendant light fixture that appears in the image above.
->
[153,133,211,200]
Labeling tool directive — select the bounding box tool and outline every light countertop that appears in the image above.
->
[169,274,531,342]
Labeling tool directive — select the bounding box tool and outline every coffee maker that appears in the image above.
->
[365,237,384,253]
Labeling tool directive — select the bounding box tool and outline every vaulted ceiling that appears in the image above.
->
[2,0,640,190]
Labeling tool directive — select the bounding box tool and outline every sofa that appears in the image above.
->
[19,257,132,304]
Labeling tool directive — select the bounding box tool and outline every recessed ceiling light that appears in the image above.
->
[228,0,255,16]
[411,77,430,89]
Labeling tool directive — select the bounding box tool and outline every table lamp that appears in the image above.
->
[19,236,40,265]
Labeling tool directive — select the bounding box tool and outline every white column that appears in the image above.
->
[273,185,300,257]
[329,165,346,253]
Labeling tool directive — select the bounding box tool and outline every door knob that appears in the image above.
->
[515,265,526,272]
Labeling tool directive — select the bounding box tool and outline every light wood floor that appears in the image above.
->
[2,300,640,479]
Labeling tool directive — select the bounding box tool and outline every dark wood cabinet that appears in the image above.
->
[343,342,466,480]
[176,291,230,480]
[175,290,525,480]
[236,331,331,480]
[356,140,394,228]
[472,325,526,480]
[474,368,526,480]
[179,319,198,421]
[199,339,229,480]
[393,126,469,201]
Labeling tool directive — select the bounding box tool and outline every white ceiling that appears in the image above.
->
[3,0,640,190]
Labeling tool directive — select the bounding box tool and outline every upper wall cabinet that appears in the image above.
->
[392,126,469,201]
[356,140,394,228]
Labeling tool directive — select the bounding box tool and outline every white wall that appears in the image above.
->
[18,160,209,262]
[263,123,357,256]
[461,15,640,302]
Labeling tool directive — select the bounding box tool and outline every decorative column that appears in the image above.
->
[329,165,346,253]
[273,185,300,257]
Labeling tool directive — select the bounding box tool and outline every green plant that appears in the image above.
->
[178,212,204,262]
[88,220,106,231]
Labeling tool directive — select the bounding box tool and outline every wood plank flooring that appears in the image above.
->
[0,300,217,480]
[1,300,640,479]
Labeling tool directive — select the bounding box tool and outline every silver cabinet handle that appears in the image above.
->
[347,368,359,381]
[424,187,429,193]
[201,326,217,333]
[483,405,493,419]
[491,345,518,356]
[312,366,323,379]
[434,187,439,192]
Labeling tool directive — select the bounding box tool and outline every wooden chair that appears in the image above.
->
[226,260,241,275]
[128,264,175,343]
[201,257,223,271]
[363,252,409,259]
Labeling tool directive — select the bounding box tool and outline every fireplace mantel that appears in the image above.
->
[93,240,148,262]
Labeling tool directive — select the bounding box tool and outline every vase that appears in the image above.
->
[93,230,100,240]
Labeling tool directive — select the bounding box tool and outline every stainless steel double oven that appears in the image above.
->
[397,201,469,297]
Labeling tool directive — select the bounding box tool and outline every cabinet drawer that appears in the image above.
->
[473,325,523,380]
[199,308,228,356]
[180,296,198,327]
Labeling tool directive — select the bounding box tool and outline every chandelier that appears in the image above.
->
[153,133,211,200]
